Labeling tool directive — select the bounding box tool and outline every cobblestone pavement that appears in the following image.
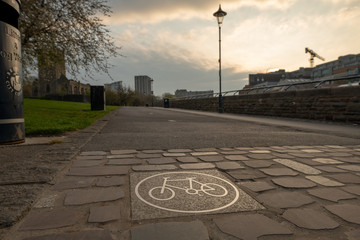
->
[3,145,360,240]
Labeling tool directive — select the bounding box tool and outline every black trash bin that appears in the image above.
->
[90,86,106,111]
[0,0,24,144]
[164,98,170,108]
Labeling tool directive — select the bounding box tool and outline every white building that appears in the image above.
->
[135,75,153,95]
[105,81,123,91]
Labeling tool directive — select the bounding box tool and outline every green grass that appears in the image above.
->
[24,98,119,136]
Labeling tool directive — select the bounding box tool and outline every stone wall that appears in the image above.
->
[155,86,360,123]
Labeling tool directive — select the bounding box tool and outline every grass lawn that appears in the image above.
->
[24,98,119,136]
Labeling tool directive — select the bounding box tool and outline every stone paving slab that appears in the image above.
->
[136,153,162,159]
[191,152,218,156]
[326,173,360,184]
[342,185,360,195]
[76,155,104,160]
[24,230,113,240]
[227,169,266,180]
[260,167,299,176]
[307,188,356,202]
[214,214,292,240]
[256,191,314,209]
[19,209,79,231]
[272,177,317,188]
[274,159,322,174]
[107,154,135,159]
[305,175,344,186]
[107,158,142,165]
[52,178,95,190]
[282,208,339,230]
[176,156,199,163]
[163,153,186,157]
[80,151,106,156]
[215,161,245,170]
[198,156,224,162]
[132,165,178,171]
[337,164,360,172]
[239,181,276,192]
[315,165,347,173]
[111,150,138,155]
[88,206,121,223]
[131,220,209,240]
[146,157,177,165]
[224,155,249,161]
[64,187,124,205]
[243,160,275,168]
[67,166,128,176]
[167,149,193,153]
[221,151,247,155]
[72,160,103,167]
[247,153,274,160]
[179,163,215,170]
[312,158,343,164]
[96,176,124,187]
[346,229,360,240]
[325,204,360,224]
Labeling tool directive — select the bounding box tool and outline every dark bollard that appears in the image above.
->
[164,98,169,108]
[90,86,106,111]
[0,0,24,144]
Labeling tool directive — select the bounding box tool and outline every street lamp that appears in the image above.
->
[213,5,227,113]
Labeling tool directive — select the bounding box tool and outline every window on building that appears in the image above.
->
[46,84,50,93]
[321,69,329,76]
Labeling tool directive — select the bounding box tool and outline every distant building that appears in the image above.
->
[105,81,123,91]
[33,50,90,97]
[135,75,153,95]
[247,53,360,88]
[175,89,214,98]
[286,67,312,79]
[312,54,360,79]
[249,69,286,86]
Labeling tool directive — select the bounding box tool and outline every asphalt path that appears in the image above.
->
[83,107,360,151]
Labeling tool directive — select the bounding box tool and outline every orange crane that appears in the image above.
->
[305,47,325,67]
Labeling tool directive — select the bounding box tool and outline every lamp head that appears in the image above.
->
[213,4,227,25]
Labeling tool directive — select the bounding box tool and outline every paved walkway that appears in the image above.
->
[4,144,360,239]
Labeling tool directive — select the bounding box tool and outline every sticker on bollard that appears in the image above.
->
[131,170,264,220]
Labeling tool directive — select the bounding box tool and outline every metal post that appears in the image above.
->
[213,5,226,113]
[218,25,223,113]
[0,0,24,144]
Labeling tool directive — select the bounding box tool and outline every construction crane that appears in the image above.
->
[305,47,325,68]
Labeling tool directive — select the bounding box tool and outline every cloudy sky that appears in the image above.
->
[89,0,360,96]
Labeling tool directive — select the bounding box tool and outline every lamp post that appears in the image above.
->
[213,5,227,113]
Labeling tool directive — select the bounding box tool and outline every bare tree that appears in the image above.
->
[20,0,120,79]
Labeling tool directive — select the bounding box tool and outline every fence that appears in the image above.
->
[174,75,360,100]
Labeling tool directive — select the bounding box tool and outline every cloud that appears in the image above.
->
[106,0,295,24]
[94,0,360,96]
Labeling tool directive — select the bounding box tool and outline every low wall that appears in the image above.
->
[155,86,360,123]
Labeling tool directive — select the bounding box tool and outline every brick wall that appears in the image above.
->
[155,86,360,123]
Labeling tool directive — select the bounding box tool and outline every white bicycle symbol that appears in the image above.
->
[149,177,228,201]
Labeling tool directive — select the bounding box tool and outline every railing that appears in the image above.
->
[174,75,360,100]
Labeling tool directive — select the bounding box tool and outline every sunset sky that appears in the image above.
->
[89,0,360,96]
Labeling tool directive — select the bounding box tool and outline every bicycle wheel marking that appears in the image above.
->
[134,171,240,213]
